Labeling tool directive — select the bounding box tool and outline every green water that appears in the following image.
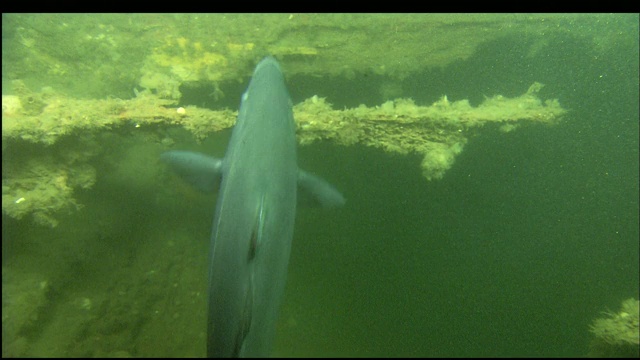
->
[277,18,639,357]
[2,14,638,357]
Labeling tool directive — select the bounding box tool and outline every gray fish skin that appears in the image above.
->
[161,56,344,357]
[208,56,297,358]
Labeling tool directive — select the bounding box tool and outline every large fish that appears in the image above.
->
[161,56,345,357]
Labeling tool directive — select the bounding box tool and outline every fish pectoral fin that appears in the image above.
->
[297,169,346,208]
[160,150,223,192]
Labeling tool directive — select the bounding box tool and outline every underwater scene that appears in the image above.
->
[2,14,638,357]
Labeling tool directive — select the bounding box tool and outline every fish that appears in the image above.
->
[161,56,345,357]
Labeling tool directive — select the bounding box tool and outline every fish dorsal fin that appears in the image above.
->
[248,194,267,262]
